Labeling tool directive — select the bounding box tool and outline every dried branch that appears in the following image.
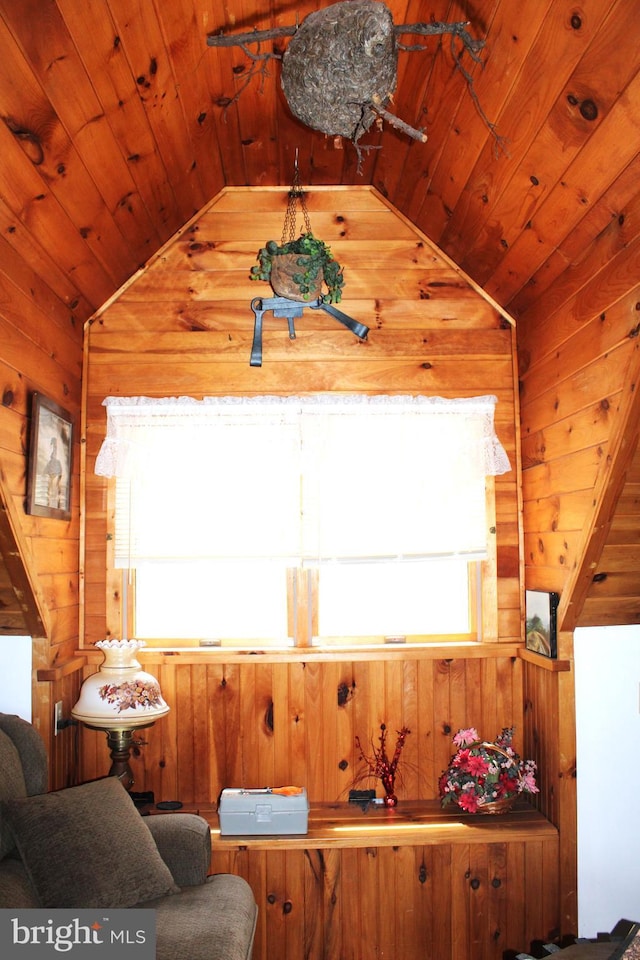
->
[446,33,510,158]
[206,19,483,54]
[370,95,427,143]
[238,43,280,63]
[352,140,382,176]
[397,20,507,157]
[206,25,297,47]
[395,19,485,60]
[221,42,279,114]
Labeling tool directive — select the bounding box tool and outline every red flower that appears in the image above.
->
[467,754,490,776]
[457,791,479,813]
[453,749,471,768]
[497,772,518,796]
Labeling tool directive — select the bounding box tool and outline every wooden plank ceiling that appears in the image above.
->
[1,0,639,632]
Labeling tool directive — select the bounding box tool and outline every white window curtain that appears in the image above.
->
[94,395,510,568]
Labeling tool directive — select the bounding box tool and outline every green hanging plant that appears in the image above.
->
[250,231,345,304]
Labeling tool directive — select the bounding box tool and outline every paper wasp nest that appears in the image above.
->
[281,1,398,140]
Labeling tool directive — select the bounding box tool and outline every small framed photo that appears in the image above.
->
[26,393,73,521]
[525,590,559,659]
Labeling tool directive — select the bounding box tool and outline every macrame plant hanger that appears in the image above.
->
[249,153,369,367]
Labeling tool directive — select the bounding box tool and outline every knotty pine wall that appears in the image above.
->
[83,185,520,649]
[517,241,640,622]
[79,188,580,938]
[80,185,560,804]
[79,649,525,807]
[0,226,84,789]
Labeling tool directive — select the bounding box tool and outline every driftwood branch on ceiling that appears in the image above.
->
[206,2,503,167]
[205,19,484,51]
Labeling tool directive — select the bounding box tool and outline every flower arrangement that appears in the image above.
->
[439,727,538,814]
[355,723,411,807]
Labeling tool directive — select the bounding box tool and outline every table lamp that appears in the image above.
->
[72,639,169,789]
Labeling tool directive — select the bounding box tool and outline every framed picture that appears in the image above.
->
[26,392,73,521]
[525,589,559,659]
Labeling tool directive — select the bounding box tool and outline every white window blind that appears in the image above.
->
[94,395,510,569]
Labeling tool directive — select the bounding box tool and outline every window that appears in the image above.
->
[96,395,509,648]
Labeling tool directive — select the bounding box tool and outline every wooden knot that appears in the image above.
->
[3,117,44,165]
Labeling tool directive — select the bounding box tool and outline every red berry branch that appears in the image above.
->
[355,723,411,806]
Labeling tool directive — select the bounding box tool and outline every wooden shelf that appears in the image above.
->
[172,799,557,851]
[36,655,87,682]
[188,797,561,960]
[518,648,571,671]
[80,642,524,666]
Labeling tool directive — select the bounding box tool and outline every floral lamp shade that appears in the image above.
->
[72,639,169,730]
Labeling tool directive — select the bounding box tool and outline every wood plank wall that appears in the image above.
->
[79,184,576,937]
[517,225,640,614]
[211,829,560,960]
[83,186,520,646]
[512,177,640,931]
[79,649,524,805]
[83,188,544,800]
[0,214,84,789]
[82,183,523,719]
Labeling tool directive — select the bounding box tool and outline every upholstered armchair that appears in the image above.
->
[0,713,257,960]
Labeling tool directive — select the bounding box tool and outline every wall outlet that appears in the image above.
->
[54,701,63,736]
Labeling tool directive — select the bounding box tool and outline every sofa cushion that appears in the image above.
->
[0,715,48,796]
[0,730,27,859]
[3,777,179,908]
[0,857,40,908]
[145,813,211,887]
[145,874,258,960]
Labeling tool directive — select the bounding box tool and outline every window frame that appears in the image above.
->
[105,480,498,650]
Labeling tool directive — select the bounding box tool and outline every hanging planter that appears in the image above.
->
[250,159,345,304]
[251,233,345,304]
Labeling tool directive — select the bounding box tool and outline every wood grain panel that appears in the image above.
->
[82,186,519,670]
[3,5,639,949]
[87,328,512,360]
[510,151,640,319]
[207,830,559,960]
[436,0,604,268]
[486,64,640,305]
[77,651,528,805]
[96,297,504,330]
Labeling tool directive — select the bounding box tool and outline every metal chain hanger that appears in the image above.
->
[281,149,312,245]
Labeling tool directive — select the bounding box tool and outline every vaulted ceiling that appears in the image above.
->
[1,0,640,634]
[2,0,635,321]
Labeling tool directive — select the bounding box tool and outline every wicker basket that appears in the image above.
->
[269,253,322,302]
[475,795,516,815]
